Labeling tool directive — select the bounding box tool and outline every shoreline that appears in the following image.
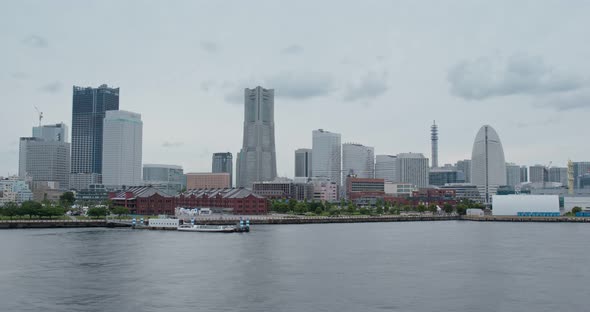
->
[1,215,590,229]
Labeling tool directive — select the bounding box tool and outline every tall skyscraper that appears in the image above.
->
[32,123,68,143]
[312,129,342,186]
[431,121,438,168]
[573,162,590,189]
[294,148,312,178]
[342,143,374,179]
[529,165,548,183]
[212,152,233,186]
[395,153,429,187]
[71,84,119,188]
[375,155,397,182]
[471,125,506,204]
[102,110,142,188]
[456,159,471,183]
[505,163,521,187]
[520,166,528,183]
[19,124,71,191]
[236,86,277,188]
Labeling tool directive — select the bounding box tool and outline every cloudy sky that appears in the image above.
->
[1,1,589,177]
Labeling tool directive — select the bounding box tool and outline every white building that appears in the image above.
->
[102,110,143,188]
[492,195,559,216]
[32,123,68,143]
[0,176,33,206]
[312,129,342,186]
[384,182,416,196]
[342,143,374,179]
[505,163,521,187]
[310,177,338,202]
[471,125,506,204]
[395,153,429,187]
[375,155,397,182]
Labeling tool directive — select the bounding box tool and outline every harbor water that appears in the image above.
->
[0,221,588,312]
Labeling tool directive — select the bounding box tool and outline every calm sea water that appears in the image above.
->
[0,222,588,312]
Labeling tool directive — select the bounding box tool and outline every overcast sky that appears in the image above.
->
[1,1,589,177]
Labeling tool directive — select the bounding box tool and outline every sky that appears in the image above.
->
[1,1,589,177]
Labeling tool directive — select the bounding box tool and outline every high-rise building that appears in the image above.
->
[71,84,119,188]
[312,129,342,186]
[18,136,70,191]
[573,162,590,189]
[375,155,397,182]
[294,148,312,178]
[102,110,142,188]
[429,169,465,186]
[342,143,374,179]
[143,164,185,195]
[395,153,429,187]
[236,86,277,188]
[520,166,528,183]
[505,163,522,187]
[212,152,233,186]
[431,121,438,168]
[470,125,507,204]
[529,165,549,183]
[455,159,471,183]
[548,167,568,185]
[32,123,68,143]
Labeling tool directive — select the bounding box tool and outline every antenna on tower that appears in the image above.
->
[431,120,438,168]
[34,106,43,126]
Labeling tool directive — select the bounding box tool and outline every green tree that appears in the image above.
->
[375,206,383,215]
[428,204,438,213]
[347,202,356,214]
[359,207,370,215]
[572,206,582,214]
[443,203,453,214]
[287,199,297,212]
[112,206,130,219]
[456,204,467,215]
[59,191,76,208]
[294,202,308,215]
[328,206,340,216]
[87,207,108,219]
[416,204,426,213]
[1,202,19,219]
[21,201,42,219]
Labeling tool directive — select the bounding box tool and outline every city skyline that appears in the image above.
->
[2,2,590,177]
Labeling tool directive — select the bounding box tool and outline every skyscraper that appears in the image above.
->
[212,152,233,186]
[573,162,590,189]
[470,125,506,204]
[375,155,397,182]
[342,143,374,178]
[431,121,438,168]
[520,166,528,183]
[395,153,429,187]
[102,110,142,188]
[505,163,521,187]
[312,129,342,186]
[71,84,119,188]
[548,167,567,185]
[294,148,312,178]
[19,125,71,191]
[236,86,277,188]
[529,165,548,183]
[456,159,471,183]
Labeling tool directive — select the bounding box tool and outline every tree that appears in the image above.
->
[428,204,438,213]
[417,204,426,213]
[21,201,42,219]
[443,203,453,214]
[287,199,297,212]
[111,206,129,219]
[572,207,582,214]
[375,206,383,215]
[59,191,76,208]
[359,207,370,215]
[87,207,108,218]
[456,205,467,215]
[294,202,308,215]
[1,202,19,219]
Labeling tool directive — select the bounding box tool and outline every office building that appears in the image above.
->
[375,155,397,182]
[520,166,528,183]
[470,125,507,204]
[455,159,471,183]
[573,162,590,189]
[252,178,314,201]
[395,153,429,187]
[236,86,277,188]
[71,84,119,188]
[310,177,339,202]
[312,129,342,186]
[548,167,568,185]
[186,173,230,189]
[212,153,233,187]
[346,177,385,202]
[529,165,549,183]
[440,183,482,203]
[102,110,143,188]
[143,164,185,195]
[429,169,465,186]
[32,123,67,142]
[294,148,312,178]
[506,163,522,187]
[342,143,374,179]
[19,137,70,191]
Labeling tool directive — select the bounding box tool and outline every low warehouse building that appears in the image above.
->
[492,195,560,216]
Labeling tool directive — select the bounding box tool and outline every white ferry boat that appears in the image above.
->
[177,224,237,233]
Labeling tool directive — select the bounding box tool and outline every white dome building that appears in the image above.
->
[471,125,506,204]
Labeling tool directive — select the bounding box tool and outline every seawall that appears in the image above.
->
[0,220,128,229]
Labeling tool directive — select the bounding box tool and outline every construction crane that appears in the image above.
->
[34,106,43,126]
